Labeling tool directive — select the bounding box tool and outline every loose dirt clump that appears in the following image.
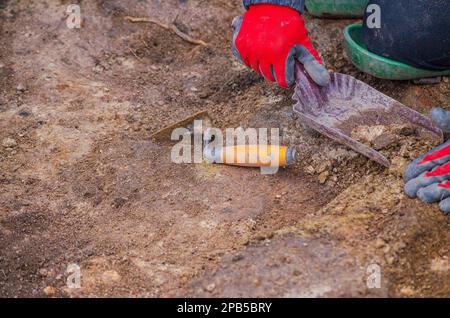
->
[351,123,441,176]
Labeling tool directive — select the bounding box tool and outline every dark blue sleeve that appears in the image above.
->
[363,0,450,71]
[243,0,305,13]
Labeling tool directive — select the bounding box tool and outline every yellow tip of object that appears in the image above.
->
[218,145,295,168]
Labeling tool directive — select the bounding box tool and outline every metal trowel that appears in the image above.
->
[293,64,443,167]
[150,110,212,143]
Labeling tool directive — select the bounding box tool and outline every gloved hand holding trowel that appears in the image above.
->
[232,0,450,86]
[232,0,330,88]
[230,0,450,215]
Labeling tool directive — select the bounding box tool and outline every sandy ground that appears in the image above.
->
[0,0,449,297]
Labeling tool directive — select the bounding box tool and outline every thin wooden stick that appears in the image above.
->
[124,16,207,46]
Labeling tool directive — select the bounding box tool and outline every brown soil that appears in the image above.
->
[0,0,448,298]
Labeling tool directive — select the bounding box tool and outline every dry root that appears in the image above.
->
[124,16,208,46]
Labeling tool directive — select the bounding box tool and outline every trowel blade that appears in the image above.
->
[150,110,211,143]
[293,64,443,167]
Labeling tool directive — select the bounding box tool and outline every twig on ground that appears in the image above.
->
[128,46,140,60]
[124,16,208,46]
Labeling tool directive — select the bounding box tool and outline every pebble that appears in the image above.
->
[101,270,121,283]
[305,165,315,174]
[43,286,56,296]
[386,256,395,265]
[205,283,216,292]
[395,124,417,137]
[400,286,415,296]
[16,83,26,92]
[93,64,104,73]
[2,137,17,148]
[430,257,450,272]
[232,254,244,262]
[39,268,49,277]
[375,238,385,248]
[373,133,397,150]
[292,270,301,276]
[318,171,330,184]
[251,277,261,285]
[393,241,407,252]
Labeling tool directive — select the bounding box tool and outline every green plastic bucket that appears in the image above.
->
[344,24,450,80]
[305,0,369,18]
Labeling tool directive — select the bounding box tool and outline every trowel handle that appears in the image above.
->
[206,145,295,168]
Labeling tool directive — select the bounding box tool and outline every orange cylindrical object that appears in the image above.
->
[220,145,290,167]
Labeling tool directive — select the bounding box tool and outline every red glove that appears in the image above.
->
[232,4,330,88]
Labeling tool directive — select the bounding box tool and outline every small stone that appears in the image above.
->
[393,124,417,137]
[351,125,386,145]
[393,241,407,252]
[93,64,104,73]
[316,161,331,173]
[18,110,31,117]
[373,133,397,150]
[2,137,17,148]
[283,256,292,264]
[375,238,385,248]
[101,270,121,283]
[43,286,56,296]
[16,83,26,92]
[318,171,330,184]
[255,235,266,241]
[39,268,48,277]
[305,165,315,174]
[386,255,395,265]
[400,286,415,296]
[205,283,216,292]
[430,257,450,272]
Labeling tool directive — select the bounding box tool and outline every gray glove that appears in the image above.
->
[404,107,450,214]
